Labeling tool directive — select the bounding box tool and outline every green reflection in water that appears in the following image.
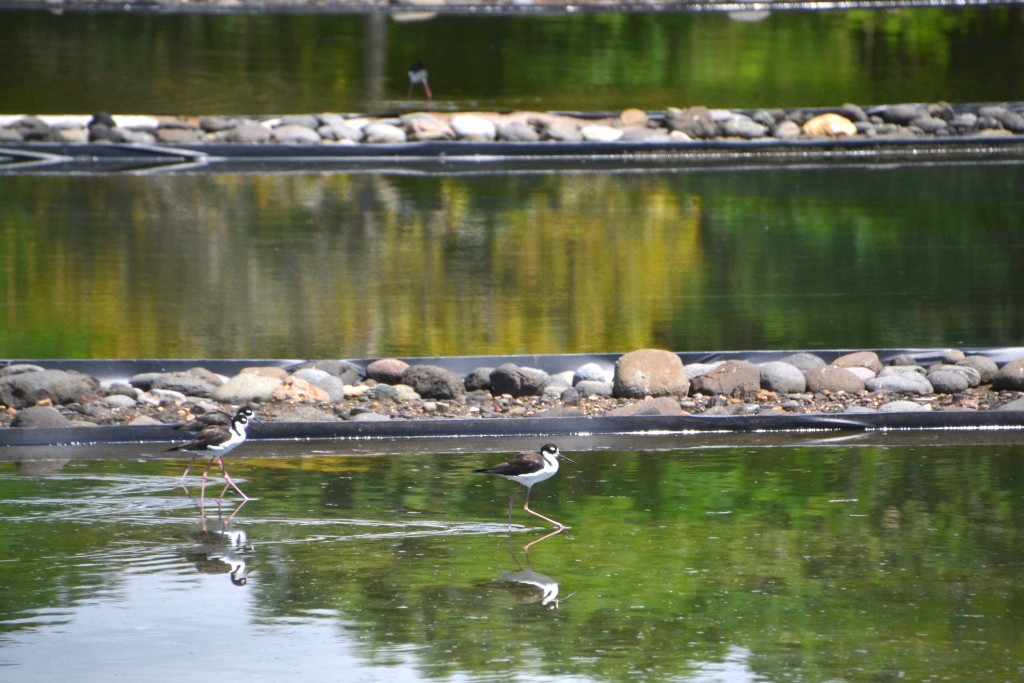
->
[2,165,1024,358]
[1,9,1022,113]
[1,445,1023,681]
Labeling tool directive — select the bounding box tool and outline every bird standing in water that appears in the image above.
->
[407,60,433,101]
[168,407,253,501]
[475,444,575,530]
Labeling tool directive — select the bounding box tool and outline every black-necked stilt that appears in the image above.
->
[407,60,433,101]
[168,407,252,501]
[475,444,575,530]
[177,405,254,433]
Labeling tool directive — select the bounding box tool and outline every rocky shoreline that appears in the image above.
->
[3,348,1024,433]
[3,102,1024,148]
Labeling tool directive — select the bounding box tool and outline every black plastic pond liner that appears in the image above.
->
[2,410,1024,450]
[2,348,1024,448]
[4,134,1024,175]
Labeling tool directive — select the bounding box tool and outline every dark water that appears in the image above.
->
[2,164,1024,359]
[2,9,1024,114]
[1,443,1023,682]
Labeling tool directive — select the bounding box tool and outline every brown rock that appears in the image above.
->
[613,349,689,399]
[802,113,857,137]
[366,358,411,385]
[271,376,331,403]
[690,360,762,396]
[805,366,866,394]
[241,366,290,380]
[833,351,883,374]
[620,108,649,128]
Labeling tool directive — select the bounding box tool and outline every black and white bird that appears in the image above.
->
[168,407,252,501]
[475,444,575,530]
[177,405,254,433]
[407,60,433,101]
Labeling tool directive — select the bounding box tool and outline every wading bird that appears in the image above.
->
[475,444,575,530]
[168,407,252,501]
[407,60,433,101]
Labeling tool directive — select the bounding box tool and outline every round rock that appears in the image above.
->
[865,373,933,394]
[992,358,1024,391]
[613,349,689,399]
[926,370,970,394]
[760,361,806,393]
[489,364,550,398]
[779,352,826,374]
[877,400,930,413]
[367,358,411,385]
[11,405,72,428]
[401,365,466,400]
[805,366,866,394]
[213,373,283,403]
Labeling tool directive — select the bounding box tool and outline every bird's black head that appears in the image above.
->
[542,443,576,465]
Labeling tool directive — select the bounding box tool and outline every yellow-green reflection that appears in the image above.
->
[3,166,1024,358]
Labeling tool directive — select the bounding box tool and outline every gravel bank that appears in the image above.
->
[3,348,1024,435]
[3,102,1024,148]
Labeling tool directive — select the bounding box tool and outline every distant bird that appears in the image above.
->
[168,407,252,501]
[407,60,433,101]
[475,444,575,530]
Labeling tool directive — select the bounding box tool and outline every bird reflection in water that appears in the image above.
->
[182,497,254,587]
[485,526,573,610]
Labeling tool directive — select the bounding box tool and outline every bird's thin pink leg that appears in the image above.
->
[522,486,565,530]
[217,457,249,501]
[179,455,198,486]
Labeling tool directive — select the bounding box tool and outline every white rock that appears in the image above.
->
[581,124,623,142]
[363,122,407,144]
[450,114,497,140]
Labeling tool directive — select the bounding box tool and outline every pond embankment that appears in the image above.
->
[4,102,1024,172]
[3,348,1024,446]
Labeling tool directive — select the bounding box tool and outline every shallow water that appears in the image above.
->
[2,443,1023,682]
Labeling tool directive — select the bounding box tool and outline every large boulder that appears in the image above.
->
[400,365,466,400]
[489,364,550,397]
[805,366,866,394]
[213,373,283,403]
[992,358,1024,391]
[690,360,761,396]
[366,358,410,385]
[0,369,100,408]
[613,349,689,399]
[11,405,72,428]
[760,361,807,394]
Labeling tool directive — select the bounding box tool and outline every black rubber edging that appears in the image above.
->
[4,132,1024,175]
[2,410,1023,448]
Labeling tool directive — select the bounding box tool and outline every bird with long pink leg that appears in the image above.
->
[168,406,253,502]
[474,444,575,530]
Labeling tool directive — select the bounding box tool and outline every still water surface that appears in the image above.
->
[1,443,1022,681]
[3,164,1023,359]
[3,9,1024,114]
